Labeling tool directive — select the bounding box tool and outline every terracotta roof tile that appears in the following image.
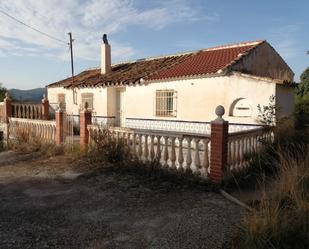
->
[47,40,263,88]
[48,54,193,88]
[148,42,262,80]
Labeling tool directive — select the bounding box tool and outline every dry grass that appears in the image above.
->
[9,125,64,157]
[233,146,309,249]
[86,128,132,164]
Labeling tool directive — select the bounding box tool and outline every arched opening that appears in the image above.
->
[229,98,252,117]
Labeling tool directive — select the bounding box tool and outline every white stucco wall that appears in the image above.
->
[47,73,295,132]
[275,84,295,119]
[124,74,276,124]
[231,42,294,82]
[47,87,108,116]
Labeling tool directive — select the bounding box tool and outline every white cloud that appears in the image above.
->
[0,0,208,62]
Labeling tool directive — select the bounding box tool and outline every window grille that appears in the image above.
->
[81,93,94,111]
[155,90,177,117]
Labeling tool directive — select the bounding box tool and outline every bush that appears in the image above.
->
[233,146,309,249]
[295,95,309,130]
[87,128,132,164]
[225,126,309,190]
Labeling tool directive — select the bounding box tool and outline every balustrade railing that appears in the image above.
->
[9,118,56,142]
[88,125,211,177]
[12,102,43,120]
[227,127,274,172]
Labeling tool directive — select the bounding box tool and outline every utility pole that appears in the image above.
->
[68,32,77,104]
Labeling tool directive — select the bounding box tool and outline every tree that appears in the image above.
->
[295,68,309,129]
[0,83,7,102]
[297,67,309,97]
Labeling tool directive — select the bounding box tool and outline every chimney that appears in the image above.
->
[101,34,111,74]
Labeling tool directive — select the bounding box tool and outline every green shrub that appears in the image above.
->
[295,95,309,130]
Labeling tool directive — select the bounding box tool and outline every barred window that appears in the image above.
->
[81,93,94,111]
[155,90,177,117]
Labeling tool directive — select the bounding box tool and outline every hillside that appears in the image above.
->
[9,88,46,102]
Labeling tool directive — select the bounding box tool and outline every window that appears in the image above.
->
[155,90,177,117]
[81,93,94,111]
[57,94,66,111]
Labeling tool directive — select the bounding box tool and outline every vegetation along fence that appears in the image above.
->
[83,106,274,183]
[88,126,211,177]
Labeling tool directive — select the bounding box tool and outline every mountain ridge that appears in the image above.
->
[9,88,46,102]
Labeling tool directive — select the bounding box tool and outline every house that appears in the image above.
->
[47,37,295,134]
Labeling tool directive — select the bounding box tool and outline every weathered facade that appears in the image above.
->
[47,39,295,134]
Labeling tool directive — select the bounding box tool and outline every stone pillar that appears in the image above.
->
[41,94,49,120]
[55,110,64,145]
[2,93,12,146]
[4,93,12,123]
[210,105,229,184]
[80,106,92,148]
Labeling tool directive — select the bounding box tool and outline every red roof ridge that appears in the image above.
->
[201,40,265,52]
[111,40,265,67]
[81,40,265,72]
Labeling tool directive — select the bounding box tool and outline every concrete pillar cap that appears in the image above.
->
[4,92,11,101]
[215,105,225,121]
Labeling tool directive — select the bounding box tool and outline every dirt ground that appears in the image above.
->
[0,151,244,249]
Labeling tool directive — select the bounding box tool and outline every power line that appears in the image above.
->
[0,9,68,45]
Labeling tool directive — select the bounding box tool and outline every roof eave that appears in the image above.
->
[232,71,295,85]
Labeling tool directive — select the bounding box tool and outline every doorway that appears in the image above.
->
[116,88,126,127]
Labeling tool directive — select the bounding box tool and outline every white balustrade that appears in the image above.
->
[87,125,211,178]
[227,127,274,172]
[9,118,56,142]
[12,103,43,120]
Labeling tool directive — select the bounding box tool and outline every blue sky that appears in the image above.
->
[0,0,308,90]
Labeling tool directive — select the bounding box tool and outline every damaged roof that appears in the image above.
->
[47,40,271,88]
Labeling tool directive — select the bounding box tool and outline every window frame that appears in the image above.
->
[57,93,66,111]
[155,89,177,117]
[80,93,94,111]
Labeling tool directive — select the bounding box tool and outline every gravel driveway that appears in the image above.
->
[0,151,243,249]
